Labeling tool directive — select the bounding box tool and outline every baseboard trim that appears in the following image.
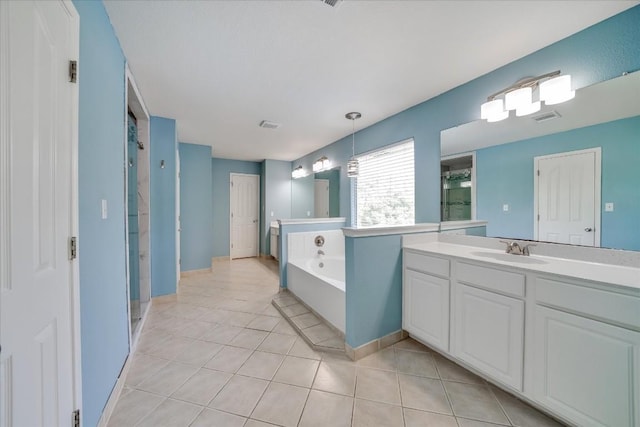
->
[180,267,212,278]
[345,329,408,361]
[96,353,134,427]
[212,256,230,263]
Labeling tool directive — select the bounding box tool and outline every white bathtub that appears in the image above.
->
[287,256,345,333]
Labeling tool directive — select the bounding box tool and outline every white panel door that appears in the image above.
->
[533,306,640,427]
[230,174,259,259]
[403,270,450,352]
[314,179,329,218]
[536,149,599,246]
[453,283,524,390]
[1,1,80,426]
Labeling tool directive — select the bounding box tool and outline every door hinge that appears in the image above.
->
[69,237,77,260]
[537,214,540,221]
[537,169,540,176]
[69,60,78,83]
[72,409,80,427]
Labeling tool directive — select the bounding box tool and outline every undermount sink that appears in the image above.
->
[471,251,548,265]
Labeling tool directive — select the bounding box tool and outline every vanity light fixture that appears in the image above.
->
[291,165,305,179]
[313,156,331,173]
[480,70,574,122]
[345,111,361,178]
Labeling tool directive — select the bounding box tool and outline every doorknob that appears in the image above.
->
[253,220,258,223]
[584,227,593,232]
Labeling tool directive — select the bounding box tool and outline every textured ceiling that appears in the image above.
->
[104,0,637,161]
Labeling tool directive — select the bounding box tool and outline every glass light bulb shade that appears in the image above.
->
[292,166,305,179]
[540,75,575,105]
[347,159,359,177]
[515,101,541,117]
[321,157,331,170]
[480,99,504,120]
[312,159,323,172]
[505,87,532,111]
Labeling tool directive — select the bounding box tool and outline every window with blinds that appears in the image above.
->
[355,139,415,228]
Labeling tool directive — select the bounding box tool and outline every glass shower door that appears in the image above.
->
[441,169,472,221]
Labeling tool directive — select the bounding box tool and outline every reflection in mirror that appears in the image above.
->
[441,155,474,222]
[291,167,340,218]
[441,71,640,251]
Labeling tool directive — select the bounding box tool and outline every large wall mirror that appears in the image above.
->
[291,167,340,218]
[441,71,640,251]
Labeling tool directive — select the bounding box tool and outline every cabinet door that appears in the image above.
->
[403,269,450,352]
[453,284,524,390]
[533,306,640,427]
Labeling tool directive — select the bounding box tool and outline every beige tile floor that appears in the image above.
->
[108,257,565,427]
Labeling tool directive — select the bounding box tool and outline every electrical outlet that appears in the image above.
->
[605,202,614,212]
[101,199,108,219]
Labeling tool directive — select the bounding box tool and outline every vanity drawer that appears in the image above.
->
[535,277,640,329]
[404,251,450,278]
[457,262,525,298]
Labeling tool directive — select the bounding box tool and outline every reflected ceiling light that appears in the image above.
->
[313,156,331,172]
[291,165,305,179]
[481,70,573,122]
[345,111,362,178]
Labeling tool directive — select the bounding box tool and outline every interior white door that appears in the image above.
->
[314,179,330,218]
[230,174,259,259]
[1,1,80,425]
[536,149,599,246]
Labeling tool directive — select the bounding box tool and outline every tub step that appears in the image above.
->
[272,291,346,355]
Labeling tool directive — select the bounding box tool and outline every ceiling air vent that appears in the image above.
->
[321,0,343,8]
[259,120,281,130]
[531,110,562,123]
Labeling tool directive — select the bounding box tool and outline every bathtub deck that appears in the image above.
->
[272,291,346,356]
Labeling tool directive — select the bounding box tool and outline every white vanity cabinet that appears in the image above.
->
[452,262,525,390]
[402,242,640,427]
[403,251,450,352]
[531,276,640,427]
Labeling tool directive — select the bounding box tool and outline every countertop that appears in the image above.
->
[404,241,640,291]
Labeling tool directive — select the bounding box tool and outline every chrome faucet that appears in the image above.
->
[499,240,536,256]
[317,249,325,256]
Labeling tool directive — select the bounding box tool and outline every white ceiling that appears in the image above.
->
[104,0,638,162]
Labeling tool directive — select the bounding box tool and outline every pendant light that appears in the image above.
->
[346,112,361,178]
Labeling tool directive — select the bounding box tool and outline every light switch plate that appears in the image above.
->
[503,204,509,212]
[605,202,614,212]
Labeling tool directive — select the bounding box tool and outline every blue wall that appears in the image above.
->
[179,143,214,270]
[477,116,640,250]
[345,235,403,348]
[291,174,315,218]
[74,1,129,426]
[291,6,640,227]
[211,157,261,257]
[315,169,340,217]
[263,160,292,253]
[150,117,177,296]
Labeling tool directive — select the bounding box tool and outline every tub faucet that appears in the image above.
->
[317,249,325,256]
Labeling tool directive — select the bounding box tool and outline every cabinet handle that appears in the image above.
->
[584,227,593,232]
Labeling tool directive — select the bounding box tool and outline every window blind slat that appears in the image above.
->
[355,139,415,228]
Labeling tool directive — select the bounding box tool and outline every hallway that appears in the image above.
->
[107,258,561,427]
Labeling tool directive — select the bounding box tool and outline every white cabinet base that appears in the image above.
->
[533,305,640,427]
[453,283,524,390]
[403,269,449,352]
